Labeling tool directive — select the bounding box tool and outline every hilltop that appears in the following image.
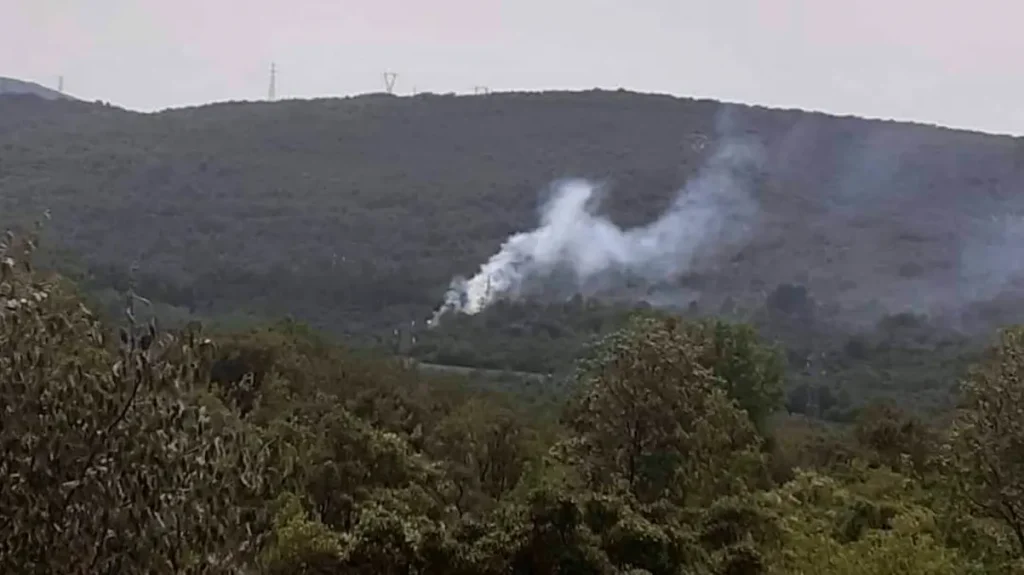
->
[0,90,1021,398]
[0,76,73,101]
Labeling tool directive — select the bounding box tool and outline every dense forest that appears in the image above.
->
[3,90,1024,339]
[6,222,1024,573]
[3,90,1023,415]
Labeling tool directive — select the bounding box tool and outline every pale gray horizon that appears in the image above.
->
[3,0,1021,135]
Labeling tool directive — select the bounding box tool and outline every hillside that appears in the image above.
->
[0,90,1022,407]
[0,76,72,101]
[4,91,1024,327]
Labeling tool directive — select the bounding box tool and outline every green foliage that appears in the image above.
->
[6,218,1024,573]
[426,398,543,513]
[765,415,859,484]
[261,492,346,573]
[759,468,980,574]
[683,319,786,431]
[0,231,273,573]
[853,400,937,474]
[564,315,765,506]
[947,326,1024,556]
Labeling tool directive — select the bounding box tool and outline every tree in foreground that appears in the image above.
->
[760,467,976,575]
[946,326,1024,561]
[0,231,273,573]
[683,319,785,433]
[563,314,766,507]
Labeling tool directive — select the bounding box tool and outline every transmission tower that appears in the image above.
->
[383,72,398,94]
[57,75,64,93]
[268,63,277,101]
[473,86,491,95]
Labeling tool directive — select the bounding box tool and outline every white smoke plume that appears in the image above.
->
[429,126,765,327]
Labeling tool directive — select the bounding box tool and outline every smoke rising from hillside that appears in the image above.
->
[429,123,765,326]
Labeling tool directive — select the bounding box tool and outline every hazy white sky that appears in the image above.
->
[3,0,1022,134]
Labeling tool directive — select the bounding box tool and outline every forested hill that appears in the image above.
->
[2,90,1024,346]
[0,77,72,101]
[11,89,1024,572]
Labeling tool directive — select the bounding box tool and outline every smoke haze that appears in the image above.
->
[424,101,1024,334]
[430,112,765,325]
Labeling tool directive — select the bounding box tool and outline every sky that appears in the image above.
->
[2,0,1022,135]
